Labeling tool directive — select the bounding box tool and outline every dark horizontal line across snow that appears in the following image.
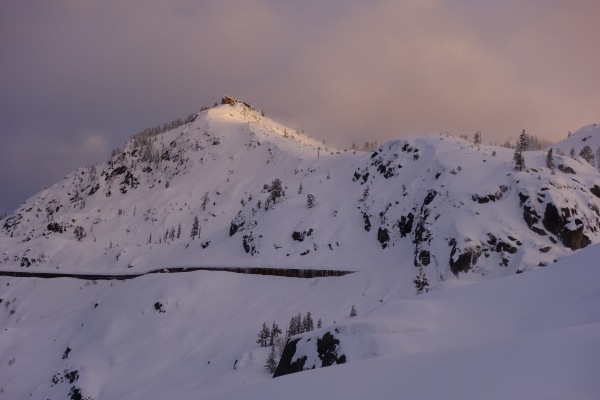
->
[0,266,354,281]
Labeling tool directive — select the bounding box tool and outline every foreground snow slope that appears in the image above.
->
[2,98,600,287]
[1,243,599,399]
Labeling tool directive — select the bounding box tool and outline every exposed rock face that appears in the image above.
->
[272,331,346,378]
[316,332,346,367]
[542,203,591,250]
[449,239,482,276]
[229,211,245,237]
[377,227,390,249]
[272,338,305,378]
[398,213,413,237]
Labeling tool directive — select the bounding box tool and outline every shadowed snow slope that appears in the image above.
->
[1,241,599,399]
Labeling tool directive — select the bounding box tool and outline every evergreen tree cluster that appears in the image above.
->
[350,141,378,152]
[579,145,595,166]
[287,311,315,336]
[127,113,197,164]
[256,321,282,348]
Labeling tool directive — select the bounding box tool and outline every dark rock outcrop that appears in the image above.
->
[542,203,591,250]
[272,338,306,378]
[273,332,346,378]
[398,213,413,237]
[317,332,346,367]
[449,239,482,275]
[377,227,390,249]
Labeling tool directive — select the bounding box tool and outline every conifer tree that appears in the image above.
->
[74,226,86,242]
[201,192,210,211]
[303,312,314,332]
[265,344,278,374]
[256,322,270,347]
[288,314,302,336]
[306,193,316,208]
[297,312,304,334]
[473,131,482,146]
[317,318,322,329]
[269,178,283,204]
[270,321,282,346]
[546,148,555,172]
[513,129,527,171]
[350,305,357,318]
[570,147,576,159]
[191,215,199,239]
[177,223,181,239]
[414,266,430,295]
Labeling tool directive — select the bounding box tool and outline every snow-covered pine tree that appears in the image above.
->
[473,131,482,146]
[287,314,300,336]
[269,178,283,204]
[177,223,181,239]
[317,318,322,329]
[546,148,555,172]
[256,322,270,347]
[265,344,278,374]
[414,266,430,295]
[270,321,282,346]
[350,305,357,318]
[201,192,210,211]
[306,193,316,208]
[360,186,370,201]
[297,312,304,334]
[190,215,199,239]
[303,312,314,332]
[513,130,527,171]
[74,226,86,242]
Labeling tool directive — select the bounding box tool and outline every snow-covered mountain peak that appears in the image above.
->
[2,106,600,287]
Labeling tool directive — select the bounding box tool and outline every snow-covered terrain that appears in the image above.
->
[2,98,600,286]
[552,122,600,168]
[1,240,599,399]
[1,97,599,399]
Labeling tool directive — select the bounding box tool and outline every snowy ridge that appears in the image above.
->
[552,122,600,166]
[2,100,600,287]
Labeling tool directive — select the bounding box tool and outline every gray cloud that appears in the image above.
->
[1,0,599,214]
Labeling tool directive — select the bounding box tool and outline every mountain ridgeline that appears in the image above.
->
[2,97,600,285]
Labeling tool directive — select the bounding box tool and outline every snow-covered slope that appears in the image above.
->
[2,98,600,287]
[552,122,600,166]
[1,239,599,399]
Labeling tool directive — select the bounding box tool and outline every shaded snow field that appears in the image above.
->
[1,243,599,399]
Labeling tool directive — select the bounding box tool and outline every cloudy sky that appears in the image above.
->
[1,0,599,215]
